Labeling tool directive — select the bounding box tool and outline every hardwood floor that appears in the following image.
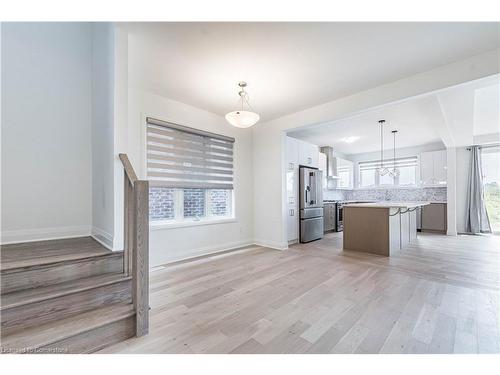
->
[99,232,500,354]
[1,237,113,271]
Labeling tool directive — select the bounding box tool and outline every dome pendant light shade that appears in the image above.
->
[225,110,260,128]
[225,82,260,128]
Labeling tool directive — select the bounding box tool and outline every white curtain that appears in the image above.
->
[465,146,491,234]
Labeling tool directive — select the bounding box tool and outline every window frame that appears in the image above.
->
[144,116,236,229]
[149,187,235,229]
[357,156,419,189]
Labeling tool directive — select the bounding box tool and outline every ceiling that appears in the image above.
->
[474,83,500,136]
[288,76,500,155]
[123,22,500,122]
[288,96,445,154]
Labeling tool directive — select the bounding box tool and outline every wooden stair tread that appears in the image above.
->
[1,303,135,350]
[1,237,116,271]
[1,273,132,309]
[1,251,123,273]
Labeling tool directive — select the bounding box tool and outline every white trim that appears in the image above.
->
[91,227,115,250]
[150,217,237,230]
[153,239,255,266]
[253,238,289,251]
[1,225,91,245]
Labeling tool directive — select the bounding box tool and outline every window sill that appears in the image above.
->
[150,217,237,230]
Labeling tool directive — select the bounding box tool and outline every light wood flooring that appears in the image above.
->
[1,237,113,271]
[99,232,500,354]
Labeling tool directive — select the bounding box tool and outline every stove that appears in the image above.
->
[323,200,376,232]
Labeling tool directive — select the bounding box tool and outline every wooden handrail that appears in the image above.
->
[119,153,149,337]
[119,153,139,186]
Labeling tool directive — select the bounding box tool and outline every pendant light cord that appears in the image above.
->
[379,121,384,170]
[238,87,255,112]
[393,131,396,172]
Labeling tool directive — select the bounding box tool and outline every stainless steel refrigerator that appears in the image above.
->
[299,167,324,243]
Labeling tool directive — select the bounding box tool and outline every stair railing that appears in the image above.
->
[119,153,149,337]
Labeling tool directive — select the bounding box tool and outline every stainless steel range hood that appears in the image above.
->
[320,146,340,180]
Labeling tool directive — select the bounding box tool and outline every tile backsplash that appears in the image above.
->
[323,189,347,201]
[324,187,447,202]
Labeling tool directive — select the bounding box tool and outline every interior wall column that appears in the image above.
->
[446,147,458,236]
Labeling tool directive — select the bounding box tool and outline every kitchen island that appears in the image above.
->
[343,202,429,256]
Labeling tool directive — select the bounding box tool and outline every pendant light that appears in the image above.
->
[389,130,400,178]
[377,120,390,176]
[225,81,260,128]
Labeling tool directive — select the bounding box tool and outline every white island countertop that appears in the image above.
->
[343,201,431,209]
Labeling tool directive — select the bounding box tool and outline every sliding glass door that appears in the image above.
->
[482,145,500,234]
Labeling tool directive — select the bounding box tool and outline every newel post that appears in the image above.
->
[133,180,149,337]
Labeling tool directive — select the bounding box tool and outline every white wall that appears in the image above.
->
[125,89,254,266]
[91,23,115,248]
[1,23,93,243]
[252,50,500,248]
[456,147,471,234]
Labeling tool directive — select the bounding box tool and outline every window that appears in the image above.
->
[149,187,233,222]
[337,166,352,188]
[358,156,418,188]
[481,145,500,233]
[146,117,235,224]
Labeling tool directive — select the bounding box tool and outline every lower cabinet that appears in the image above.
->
[421,203,447,233]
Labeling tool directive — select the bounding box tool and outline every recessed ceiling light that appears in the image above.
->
[341,136,360,143]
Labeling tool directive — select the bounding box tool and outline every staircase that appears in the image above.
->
[0,237,135,353]
[1,154,149,354]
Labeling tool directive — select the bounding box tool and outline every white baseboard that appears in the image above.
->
[152,239,255,267]
[91,227,114,250]
[1,225,91,245]
[253,238,289,250]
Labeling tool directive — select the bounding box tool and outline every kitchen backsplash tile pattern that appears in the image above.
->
[323,189,346,201]
[323,187,447,202]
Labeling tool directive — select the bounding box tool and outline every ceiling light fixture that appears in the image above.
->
[225,81,260,128]
[341,136,360,143]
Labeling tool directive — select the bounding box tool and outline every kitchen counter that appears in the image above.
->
[343,201,430,209]
[343,202,426,256]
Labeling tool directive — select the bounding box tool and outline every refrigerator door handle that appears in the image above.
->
[309,173,316,205]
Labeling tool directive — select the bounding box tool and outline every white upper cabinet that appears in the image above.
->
[433,150,447,185]
[285,137,299,242]
[286,136,299,172]
[318,152,327,189]
[420,150,447,186]
[420,152,434,186]
[298,139,319,168]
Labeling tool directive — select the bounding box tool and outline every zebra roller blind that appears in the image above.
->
[146,117,235,189]
[359,156,418,171]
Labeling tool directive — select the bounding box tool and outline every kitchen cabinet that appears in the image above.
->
[323,203,336,232]
[286,136,320,242]
[298,139,319,168]
[318,152,327,189]
[421,203,447,233]
[286,137,299,242]
[420,150,447,186]
[433,150,447,185]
